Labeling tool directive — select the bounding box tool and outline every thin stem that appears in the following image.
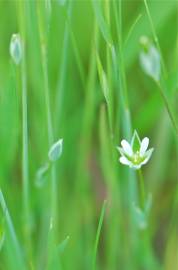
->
[105,0,113,137]
[113,0,132,139]
[156,81,178,137]
[138,169,146,210]
[144,0,167,78]
[17,0,32,255]
[36,2,57,245]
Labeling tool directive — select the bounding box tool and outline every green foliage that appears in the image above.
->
[0,1,177,270]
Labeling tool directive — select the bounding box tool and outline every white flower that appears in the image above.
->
[117,130,154,170]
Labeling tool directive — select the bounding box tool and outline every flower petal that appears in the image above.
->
[141,148,154,165]
[140,137,149,156]
[121,140,133,156]
[116,146,125,156]
[119,156,131,166]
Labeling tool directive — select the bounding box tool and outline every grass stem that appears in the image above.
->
[138,169,146,210]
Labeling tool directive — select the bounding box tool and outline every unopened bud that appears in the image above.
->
[9,33,22,65]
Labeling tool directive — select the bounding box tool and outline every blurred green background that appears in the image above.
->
[0,0,178,269]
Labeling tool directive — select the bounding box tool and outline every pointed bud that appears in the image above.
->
[48,138,63,162]
[139,36,161,82]
[9,33,22,65]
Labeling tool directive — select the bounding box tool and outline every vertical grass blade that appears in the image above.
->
[17,0,32,258]
[36,3,59,266]
[92,200,107,270]
[55,0,73,133]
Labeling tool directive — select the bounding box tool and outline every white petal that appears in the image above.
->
[121,140,133,156]
[119,156,131,166]
[141,148,154,165]
[140,137,149,156]
[116,146,125,156]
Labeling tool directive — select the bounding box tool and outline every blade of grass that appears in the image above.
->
[144,0,178,137]
[17,0,32,258]
[36,3,59,266]
[92,200,107,270]
[55,0,73,134]
[143,0,167,77]
[92,0,112,45]
[99,104,122,269]
[124,13,142,46]
[0,190,26,269]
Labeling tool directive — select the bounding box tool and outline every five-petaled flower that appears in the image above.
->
[117,130,154,170]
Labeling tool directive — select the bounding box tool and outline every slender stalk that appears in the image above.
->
[144,0,178,137]
[92,200,107,270]
[36,1,57,253]
[55,0,73,135]
[124,14,142,46]
[138,169,146,210]
[113,0,132,139]
[105,0,113,137]
[143,0,167,78]
[156,81,178,137]
[17,0,32,256]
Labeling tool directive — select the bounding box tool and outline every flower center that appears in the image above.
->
[132,151,144,165]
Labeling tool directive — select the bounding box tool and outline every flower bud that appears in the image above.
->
[9,33,22,65]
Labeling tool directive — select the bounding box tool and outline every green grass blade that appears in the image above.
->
[92,200,107,270]
[92,0,112,45]
[0,190,26,269]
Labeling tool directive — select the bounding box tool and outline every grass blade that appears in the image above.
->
[92,200,107,270]
[0,190,26,269]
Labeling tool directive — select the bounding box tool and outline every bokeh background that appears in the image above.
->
[0,0,177,269]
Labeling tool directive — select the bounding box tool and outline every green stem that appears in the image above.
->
[36,2,57,251]
[156,81,178,137]
[143,0,167,78]
[138,169,146,210]
[17,0,32,256]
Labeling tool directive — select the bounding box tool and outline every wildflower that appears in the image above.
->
[117,130,154,170]
[9,33,22,65]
